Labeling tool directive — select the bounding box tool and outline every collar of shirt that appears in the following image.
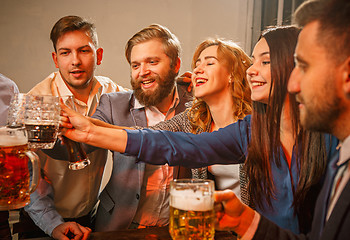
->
[53,71,102,116]
[326,134,350,221]
[133,86,180,124]
[338,135,350,166]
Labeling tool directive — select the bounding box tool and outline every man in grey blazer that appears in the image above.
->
[91,24,192,231]
[214,0,350,239]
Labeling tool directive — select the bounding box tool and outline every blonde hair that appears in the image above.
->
[188,38,252,133]
[125,24,181,69]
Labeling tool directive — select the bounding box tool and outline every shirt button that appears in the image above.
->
[136,194,140,200]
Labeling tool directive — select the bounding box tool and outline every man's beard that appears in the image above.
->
[131,69,177,107]
[300,78,342,133]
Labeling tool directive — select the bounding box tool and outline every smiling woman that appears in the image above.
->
[247,38,271,104]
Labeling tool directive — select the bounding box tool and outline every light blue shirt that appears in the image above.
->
[0,73,19,126]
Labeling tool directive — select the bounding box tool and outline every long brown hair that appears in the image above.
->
[245,26,327,218]
[187,38,252,133]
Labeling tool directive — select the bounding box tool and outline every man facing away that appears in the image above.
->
[14,15,125,240]
[214,0,350,239]
[90,24,192,231]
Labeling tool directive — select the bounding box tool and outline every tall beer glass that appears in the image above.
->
[169,179,215,240]
[60,96,91,170]
[0,127,39,210]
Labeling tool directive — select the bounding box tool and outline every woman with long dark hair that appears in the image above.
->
[60,26,338,234]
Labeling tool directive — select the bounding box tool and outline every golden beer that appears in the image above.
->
[0,127,39,210]
[169,206,215,240]
[169,179,215,240]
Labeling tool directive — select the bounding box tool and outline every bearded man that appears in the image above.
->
[91,24,192,231]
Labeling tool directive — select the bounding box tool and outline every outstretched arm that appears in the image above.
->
[60,103,128,153]
[88,117,133,130]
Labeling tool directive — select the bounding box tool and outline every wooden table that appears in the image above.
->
[29,226,236,240]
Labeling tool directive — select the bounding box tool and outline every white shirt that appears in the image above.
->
[132,88,179,227]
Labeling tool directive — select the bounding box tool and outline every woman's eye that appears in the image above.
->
[262,61,270,65]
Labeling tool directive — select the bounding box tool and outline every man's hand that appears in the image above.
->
[177,71,193,93]
[214,190,255,237]
[52,222,91,240]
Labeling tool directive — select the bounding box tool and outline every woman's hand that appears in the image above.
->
[60,102,94,143]
[214,190,256,237]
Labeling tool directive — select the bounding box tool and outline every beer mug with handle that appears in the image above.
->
[7,94,61,149]
[0,126,39,210]
[60,95,91,170]
[169,179,215,240]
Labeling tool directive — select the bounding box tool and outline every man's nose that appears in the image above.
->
[140,63,150,76]
[72,52,82,66]
[288,68,301,94]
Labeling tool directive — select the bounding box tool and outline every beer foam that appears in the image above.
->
[0,135,27,147]
[170,189,213,211]
[25,120,57,125]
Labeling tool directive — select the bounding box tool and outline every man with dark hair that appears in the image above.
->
[91,24,192,231]
[13,15,125,240]
[215,0,350,239]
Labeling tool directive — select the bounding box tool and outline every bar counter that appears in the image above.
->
[29,226,237,240]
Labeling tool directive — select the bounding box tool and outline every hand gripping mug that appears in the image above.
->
[169,179,215,240]
[0,126,39,210]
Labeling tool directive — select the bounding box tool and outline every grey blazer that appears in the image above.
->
[92,87,192,232]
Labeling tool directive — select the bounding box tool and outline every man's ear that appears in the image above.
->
[174,57,181,74]
[342,56,350,97]
[96,48,103,65]
[52,52,59,68]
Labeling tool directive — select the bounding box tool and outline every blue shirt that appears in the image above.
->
[0,73,19,126]
[126,115,339,233]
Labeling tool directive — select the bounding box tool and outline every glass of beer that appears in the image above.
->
[169,179,215,240]
[60,96,91,170]
[23,95,60,149]
[0,126,39,210]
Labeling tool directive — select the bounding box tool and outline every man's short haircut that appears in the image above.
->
[294,0,350,64]
[50,15,98,52]
[125,24,181,68]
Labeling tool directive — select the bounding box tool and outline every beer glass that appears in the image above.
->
[7,93,27,128]
[7,94,61,149]
[169,179,215,240]
[0,127,39,210]
[24,95,60,149]
[60,96,91,170]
